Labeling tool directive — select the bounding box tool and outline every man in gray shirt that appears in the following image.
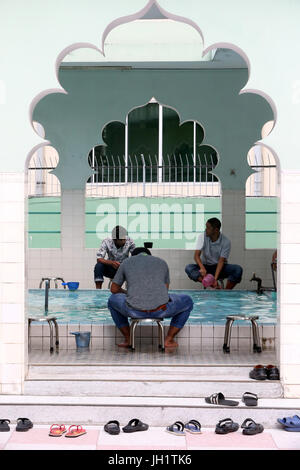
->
[185,218,243,289]
[108,247,193,348]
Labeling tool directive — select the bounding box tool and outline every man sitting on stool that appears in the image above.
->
[185,217,243,290]
[94,225,136,289]
[108,247,193,348]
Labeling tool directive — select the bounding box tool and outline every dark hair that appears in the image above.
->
[207,217,221,230]
[131,247,151,256]
[111,225,127,240]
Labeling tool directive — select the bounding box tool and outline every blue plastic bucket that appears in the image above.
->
[62,282,79,291]
[70,331,91,348]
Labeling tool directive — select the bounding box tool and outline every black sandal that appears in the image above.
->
[242,392,258,407]
[104,420,120,435]
[166,421,185,436]
[16,418,33,432]
[241,418,264,435]
[122,419,149,433]
[0,419,10,432]
[205,392,239,407]
[215,418,239,434]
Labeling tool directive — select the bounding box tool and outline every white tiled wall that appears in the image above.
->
[0,172,26,394]
[279,170,300,397]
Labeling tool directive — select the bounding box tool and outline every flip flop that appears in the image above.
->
[205,392,239,407]
[184,420,202,434]
[277,415,300,431]
[215,418,239,434]
[65,424,87,438]
[166,421,185,436]
[0,419,10,432]
[104,420,120,435]
[49,424,67,437]
[242,392,258,407]
[16,418,33,432]
[241,418,264,435]
[122,419,149,433]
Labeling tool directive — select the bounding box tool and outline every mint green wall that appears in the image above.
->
[33,68,272,190]
[1,0,300,177]
[28,197,277,249]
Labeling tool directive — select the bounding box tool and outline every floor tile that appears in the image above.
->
[97,426,187,450]
[186,428,277,450]
[269,428,300,449]
[4,425,100,450]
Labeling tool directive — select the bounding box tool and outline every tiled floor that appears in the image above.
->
[28,348,277,366]
[0,424,297,450]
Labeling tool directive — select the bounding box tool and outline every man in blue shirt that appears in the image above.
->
[185,218,243,289]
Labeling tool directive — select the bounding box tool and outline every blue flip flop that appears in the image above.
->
[166,421,185,436]
[277,415,300,431]
[184,420,202,434]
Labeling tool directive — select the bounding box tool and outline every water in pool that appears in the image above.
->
[27,289,278,324]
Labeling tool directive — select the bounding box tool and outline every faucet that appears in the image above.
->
[39,277,66,289]
[250,273,263,294]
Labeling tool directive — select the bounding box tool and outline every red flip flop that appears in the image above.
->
[65,425,87,438]
[49,424,67,437]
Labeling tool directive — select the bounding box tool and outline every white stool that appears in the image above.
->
[129,318,165,352]
[28,316,59,353]
[223,314,262,353]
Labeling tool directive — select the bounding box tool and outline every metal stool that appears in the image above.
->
[28,316,59,353]
[129,318,165,352]
[223,315,262,354]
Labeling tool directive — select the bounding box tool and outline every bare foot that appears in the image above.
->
[117,339,130,348]
[165,339,178,348]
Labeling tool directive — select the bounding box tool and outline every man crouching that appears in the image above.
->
[107,247,193,349]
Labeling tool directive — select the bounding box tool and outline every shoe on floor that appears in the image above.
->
[266,364,280,380]
[249,365,268,380]
[122,419,149,433]
[215,418,239,434]
[104,420,120,435]
[16,418,33,432]
[241,418,264,435]
[0,419,10,432]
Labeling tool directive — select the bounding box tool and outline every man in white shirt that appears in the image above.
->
[94,225,136,289]
[185,218,243,289]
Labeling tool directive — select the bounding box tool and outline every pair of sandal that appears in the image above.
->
[49,424,86,438]
[0,418,33,432]
[216,418,264,435]
[104,419,148,435]
[205,392,258,407]
[166,420,201,436]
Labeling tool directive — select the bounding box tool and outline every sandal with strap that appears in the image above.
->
[205,392,239,407]
[242,392,258,407]
[16,418,33,432]
[277,415,300,431]
[166,421,185,436]
[122,419,149,433]
[49,424,67,437]
[65,424,87,438]
[104,420,120,435]
[241,418,264,435]
[184,420,202,434]
[215,418,239,434]
[0,419,10,432]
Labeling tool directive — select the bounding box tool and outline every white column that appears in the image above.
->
[0,172,26,394]
[60,189,86,282]
[280,169,300,397]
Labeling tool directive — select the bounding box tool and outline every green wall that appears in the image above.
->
[28,197,277,249]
